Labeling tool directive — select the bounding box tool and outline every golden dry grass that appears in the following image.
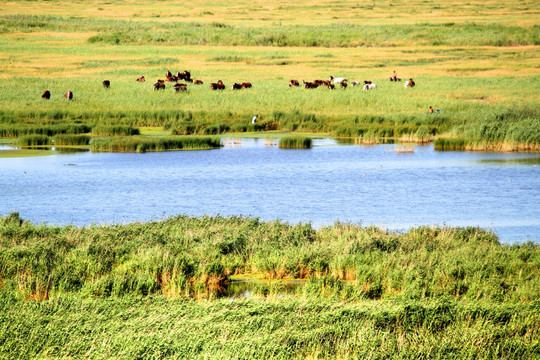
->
[2,0,539,26]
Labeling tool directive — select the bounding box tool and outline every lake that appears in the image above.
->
[1,138,539,243]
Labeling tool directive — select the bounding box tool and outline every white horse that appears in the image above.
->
[330,76,347,84]
[363,83,377,90]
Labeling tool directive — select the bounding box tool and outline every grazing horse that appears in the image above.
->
[103,80,110,88]
[177,71,192,82]
[363,83,377,90]
[174,83,187,92]
[211,80,225,90]
[231,83,243,90]
[404,79,416,87]
[153,82,166,91]
[289,79,300,87]
[340,81,348,89]
[41,90,51,99]
[137,76,145,82]
[302,80,318,89]
[63,91,73,100]
[193,79,204,85]
[241,82,252,89]
[330,76,347,84]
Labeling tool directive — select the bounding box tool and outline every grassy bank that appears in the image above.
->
[0,213,539,359]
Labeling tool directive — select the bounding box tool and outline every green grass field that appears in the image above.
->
[0,0,539,153]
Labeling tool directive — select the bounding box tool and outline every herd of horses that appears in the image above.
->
[40,70,416,100]
[290,74,415,91]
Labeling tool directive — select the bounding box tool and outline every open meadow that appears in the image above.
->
[0,0,539,154]
[1,0,540,358]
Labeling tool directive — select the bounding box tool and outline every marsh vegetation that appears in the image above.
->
[0,213,538,358]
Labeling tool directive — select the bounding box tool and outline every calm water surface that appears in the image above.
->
[1,139,539,243]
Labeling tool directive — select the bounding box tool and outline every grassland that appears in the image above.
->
[0,0,538,154]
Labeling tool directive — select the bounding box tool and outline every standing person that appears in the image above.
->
[252,115,258,124]
[429,106,434,114]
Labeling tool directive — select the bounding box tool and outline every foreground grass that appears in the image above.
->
[1,294,538,359]
[0,213,539,359]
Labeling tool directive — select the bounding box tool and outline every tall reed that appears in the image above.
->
[1,213,537,302]
[53,134,91,146]
[92,125,140,136]
[434,138,466,151]
[16,135,51,146]
[0,124,91,138]
[278,136,312,149]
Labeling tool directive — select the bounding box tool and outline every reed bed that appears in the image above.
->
[1,213,537,303]
[278,136,312,149]
[53,134,91,146]
[434,138,467,151]
[0,124,91,138]
[91,136,221,153]
[92,125,140,136]
[0,213,538,358]
[16,135,51,146]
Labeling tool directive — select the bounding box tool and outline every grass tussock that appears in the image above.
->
[16,135,51,146]
[434,138,467,151]
[278,136,312,149]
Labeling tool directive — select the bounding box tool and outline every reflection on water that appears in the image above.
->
[1,139,539,242]
[478,157,540,165]
[217,279,305,299]
[54,147,90,154]
[0,144,89,154]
